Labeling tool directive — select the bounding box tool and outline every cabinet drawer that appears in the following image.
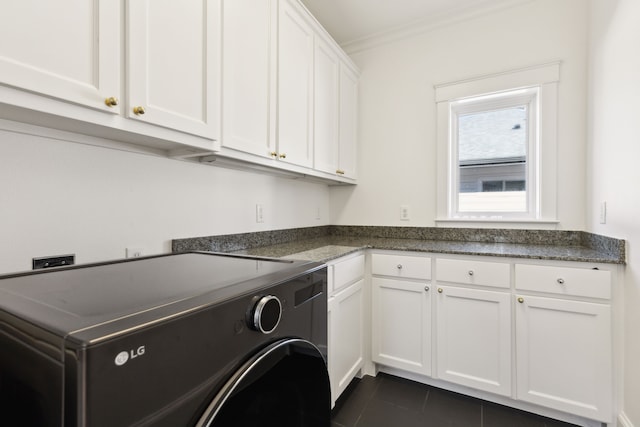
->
[371,253,431,280]
[515,264,611,299]
[436,258,510,288]
[331,254,365,294]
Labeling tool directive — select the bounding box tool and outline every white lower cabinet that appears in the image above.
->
[435,285,511,396]
[328,279,364,404]
[366,252,616,425]
[515,263,613,423]
[371,253,432,376]
[515,295,612,422]
[327,253,365,406]
[372,278,432,375]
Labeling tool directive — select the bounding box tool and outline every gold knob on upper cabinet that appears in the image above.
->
[104,97,119,107]
[518,297,524,303]
[336,169,345,175]
[438,288,443,293]
[269,151,278,157]
[279,153,287,159]
[133,106,146,115]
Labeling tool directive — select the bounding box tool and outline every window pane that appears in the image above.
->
[457,105,528,212]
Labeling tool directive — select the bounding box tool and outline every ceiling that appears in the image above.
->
[299,0,528,48]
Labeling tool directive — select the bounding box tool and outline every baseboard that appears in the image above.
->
[619,412,635,427]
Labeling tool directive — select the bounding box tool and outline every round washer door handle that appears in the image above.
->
[252,295,282,334]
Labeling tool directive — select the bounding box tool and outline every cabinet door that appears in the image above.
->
[220,0,275,157]
[0,0,120,113]
[127,0,220,139]
[328,279,364,404]
[372,278,431,375]
[313,37,339,174]
[435,286,511,396]
[515,295,612,422]
[277,0,314,168]
[338,63,358,178]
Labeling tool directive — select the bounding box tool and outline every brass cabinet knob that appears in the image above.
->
[437,288,443,293]
[104,97,119,107]
[424,286,430,292]
[468,270,474,276]
[336,169,345,175]
[557,278,565,284]
[518,297,524,303]
[133,106,146,115]
[279,153,287,159]
[269,151,278,157]
[397,264,403,270]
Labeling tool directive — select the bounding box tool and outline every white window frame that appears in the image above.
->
[450,88,538,218]
[435,62,559,226]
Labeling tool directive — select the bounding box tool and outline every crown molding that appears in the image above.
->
[341,0,535,55]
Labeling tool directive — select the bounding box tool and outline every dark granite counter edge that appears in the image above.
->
[172,226,626,264]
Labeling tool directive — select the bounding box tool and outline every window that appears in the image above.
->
[452,88,537,216]
[435,63,559,224]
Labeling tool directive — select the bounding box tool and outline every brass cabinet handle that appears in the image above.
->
[518,297,524,303]
[133,106,146,115]
[437,288,443,293]
[104,97,119,107]
[269,151,278,157]
[336,169,345,175]
[279,153,287,159]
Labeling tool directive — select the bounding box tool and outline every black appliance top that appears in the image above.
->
[0,252,323,344]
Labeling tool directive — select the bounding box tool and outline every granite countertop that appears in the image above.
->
[172,226,625,265]
[229,236,624,264]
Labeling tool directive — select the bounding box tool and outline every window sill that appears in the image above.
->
[435,218,560,230]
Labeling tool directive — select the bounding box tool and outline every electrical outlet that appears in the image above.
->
[126,247,144,258]
[256,204,264,223]
[400,205,410,221]
[316,206,321,220]
[599,202,607,224]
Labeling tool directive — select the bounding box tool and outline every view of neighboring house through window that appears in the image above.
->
[450,87,538,217]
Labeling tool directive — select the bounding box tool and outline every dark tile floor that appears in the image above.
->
[330,373,578,427]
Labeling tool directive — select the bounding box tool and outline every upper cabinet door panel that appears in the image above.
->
[277,0,314,168]
[313,37,339,174]
[221,0,275,157]
[0,0,120,113]
[338,63,359,178]
[127,0,220,139]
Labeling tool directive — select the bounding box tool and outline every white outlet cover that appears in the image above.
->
[400,205,410,221]
[126,247,144,258]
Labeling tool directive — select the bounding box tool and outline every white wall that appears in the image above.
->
[331,0,589,229]
[588,0,640,425]
[0,126,330,274]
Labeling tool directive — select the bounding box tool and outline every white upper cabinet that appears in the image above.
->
[127,0,220,139]
[313,37,340,174]
[220,0,276,157]
[277,0,314,168]
[338,63,359,179]
[0,0,220,153]
[0,0,120,113]
[313,38,359,179]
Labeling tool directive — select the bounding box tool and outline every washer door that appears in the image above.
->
[196,338,330,427]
